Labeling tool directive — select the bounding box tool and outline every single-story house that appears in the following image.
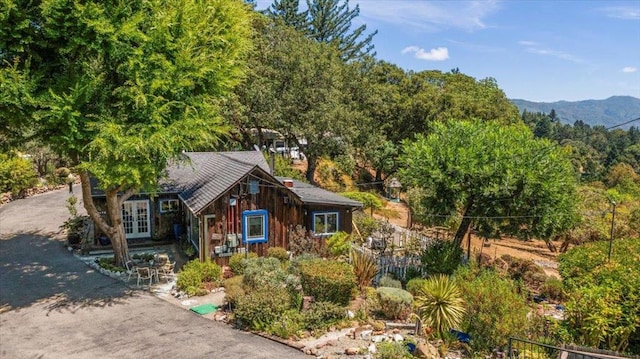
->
[90,151,362,265]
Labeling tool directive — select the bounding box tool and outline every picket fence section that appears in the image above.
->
[375,254,423,284]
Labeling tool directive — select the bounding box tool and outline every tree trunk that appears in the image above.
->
[453,202,473,246]
[105,190,130,267]
[305,155,317,185]
[79,172,134,267]
[545,238,558,252]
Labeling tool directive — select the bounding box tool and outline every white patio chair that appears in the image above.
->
[136,267,153,287]
[159,261,176,282]
[125,261,137,282]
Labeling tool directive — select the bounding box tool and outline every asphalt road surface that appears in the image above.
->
[0,185,307,359]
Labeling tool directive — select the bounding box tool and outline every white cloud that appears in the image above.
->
[355,0,500,32]
[600,6,640,20]
[518,40,537,46]
[622,67,638,73]
[518,42,583,64]
[402,46,449,61]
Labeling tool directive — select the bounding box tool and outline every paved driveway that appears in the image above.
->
[0,186,306,359]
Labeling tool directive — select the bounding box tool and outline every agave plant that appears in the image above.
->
[414,274,466,338]
[350,248,378,291]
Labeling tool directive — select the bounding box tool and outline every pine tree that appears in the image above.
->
[266,0,308,31]
[265,0,377,61]
[306,0,377,61]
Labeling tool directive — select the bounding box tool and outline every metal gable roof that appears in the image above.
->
[275,177,363,208]
[162,151,271,214]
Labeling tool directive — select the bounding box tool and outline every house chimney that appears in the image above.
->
[283,179,294,188]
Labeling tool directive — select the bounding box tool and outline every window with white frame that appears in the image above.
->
[242,209,268,243]
[312,212,339,236]
[159,199,179,213]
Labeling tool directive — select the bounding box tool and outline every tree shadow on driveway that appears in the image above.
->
[0,231,137,314]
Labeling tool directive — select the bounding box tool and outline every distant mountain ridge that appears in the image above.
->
[510,96,640,129]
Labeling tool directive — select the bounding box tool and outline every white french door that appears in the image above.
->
[122,200,151,239]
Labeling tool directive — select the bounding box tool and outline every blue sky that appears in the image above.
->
[255,0,640,103]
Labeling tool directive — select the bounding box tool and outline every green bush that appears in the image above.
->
[326,231,351,257]
[454,264,530,352]
[266,309,304,339]
[406,278,428,296]
[558,238,640,352]
[273,154,304,180]
[502,255,548,288]
[378,274,402,288]
[341,191,383,215]
[375,341,413,359]
[0,154,38,195]
[352,211,379,241]
[420,239,463,276]
[299,259,357,306]
[233,287,293,331]
[243,257,293,290]
[177,259,222,296]
[222,275,245,308]
[266,247,289,262]
[228,252,258,275]
[95,257,125,272]
[375,287,413,320]
[302,301,346,332]
[540,277,564,302]
[55,167,71,179]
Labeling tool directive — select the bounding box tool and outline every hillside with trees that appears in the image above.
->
[511,96,640,129]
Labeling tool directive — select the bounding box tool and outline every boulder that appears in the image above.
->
[345,347,359,355]
[415,340,440,359]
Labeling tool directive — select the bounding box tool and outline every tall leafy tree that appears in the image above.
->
[399,120,580,245]
[1,0,252,265]
[349,59,406,183]
[224,16,355,183]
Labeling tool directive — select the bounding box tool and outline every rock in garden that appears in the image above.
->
[360,330,373,340]
[415,340,440,359]
[344,347,359,355]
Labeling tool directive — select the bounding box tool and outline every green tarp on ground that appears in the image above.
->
[190,303,218,315]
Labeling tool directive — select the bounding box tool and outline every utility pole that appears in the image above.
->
[608,201,616,262]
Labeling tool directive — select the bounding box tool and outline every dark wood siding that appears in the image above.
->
[198,170,305,266]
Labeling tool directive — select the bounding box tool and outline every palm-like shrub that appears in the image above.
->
[350,248,378,291]
[414,274,466,338]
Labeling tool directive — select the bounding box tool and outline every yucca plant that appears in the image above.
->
[414,274,466,339]
[350,248,378,291]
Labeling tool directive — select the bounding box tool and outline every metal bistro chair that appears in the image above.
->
[159,261,176,282]
[136,267,153,287]
[125,260,137,282]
